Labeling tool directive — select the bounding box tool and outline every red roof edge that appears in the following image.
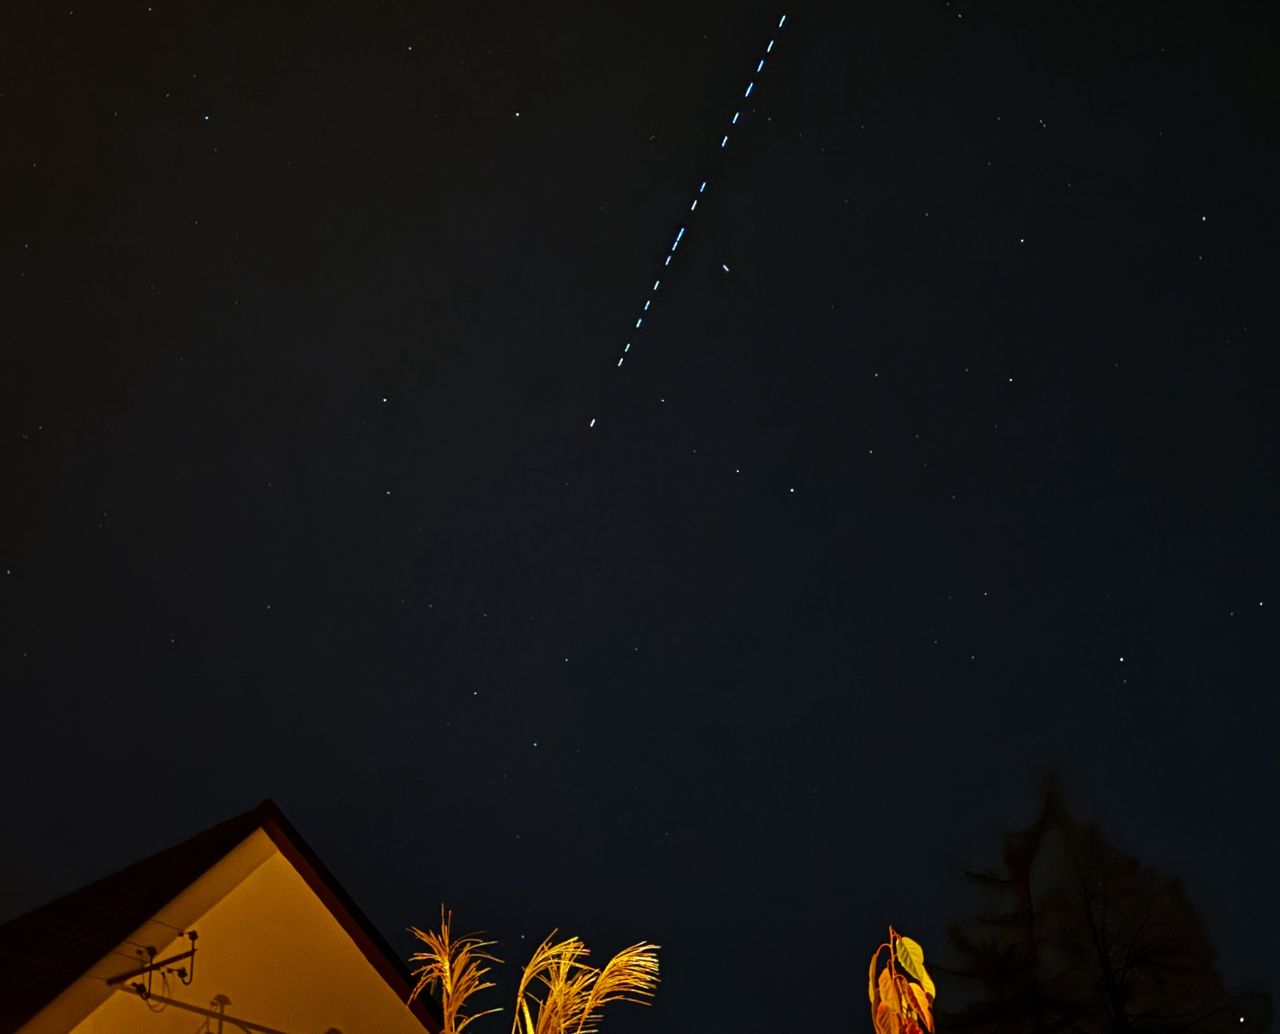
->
[246,800,441,1033]
[0,799,442,1033]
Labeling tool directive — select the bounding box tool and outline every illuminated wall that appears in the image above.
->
[21,830,429,1034]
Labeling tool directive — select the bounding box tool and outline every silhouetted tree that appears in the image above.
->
[942,775,1270,1034]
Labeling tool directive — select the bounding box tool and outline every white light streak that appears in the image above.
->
[593,9,788,423]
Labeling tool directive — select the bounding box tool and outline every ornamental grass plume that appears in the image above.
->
[513,933,660,1034]
[408,906,659,1034]
[408,907,503,1034]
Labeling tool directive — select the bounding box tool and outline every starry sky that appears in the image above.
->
[2,2,1277,1031]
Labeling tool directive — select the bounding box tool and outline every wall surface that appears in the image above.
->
[23,834,426,1034]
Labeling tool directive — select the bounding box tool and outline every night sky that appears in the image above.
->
[2,2,1277,1031]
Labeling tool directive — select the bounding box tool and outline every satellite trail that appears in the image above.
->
[589,11,789,426]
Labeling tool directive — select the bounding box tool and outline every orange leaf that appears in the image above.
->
[869,947,881,1006]
[895,935,936,999]
[874,1002,899,1034]
[879,967,900,1017]
[909,982,935,1033]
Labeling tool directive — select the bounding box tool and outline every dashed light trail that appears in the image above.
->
[588,11,789,430]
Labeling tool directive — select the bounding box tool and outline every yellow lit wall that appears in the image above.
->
[21,831,429,1034]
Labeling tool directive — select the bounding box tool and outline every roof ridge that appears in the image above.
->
[0,799,439,1032]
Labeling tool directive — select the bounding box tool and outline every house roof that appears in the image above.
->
[0,800,440,1033]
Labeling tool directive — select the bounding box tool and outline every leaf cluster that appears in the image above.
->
[869,927,937,1034]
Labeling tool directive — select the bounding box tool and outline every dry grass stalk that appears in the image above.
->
[409,906,504,1034]
[411,908,659,1034]
[512,934,659,1034]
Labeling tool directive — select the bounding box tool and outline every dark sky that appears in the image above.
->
[2,1,1277,1030]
